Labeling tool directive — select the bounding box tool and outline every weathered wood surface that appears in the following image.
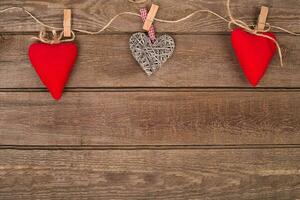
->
[0,35,299,88]
[0,0,299,33]
[0,149,299,200]
[0,91,299,146]
[0,0,299,199]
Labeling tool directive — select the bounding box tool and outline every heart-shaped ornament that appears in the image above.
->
[231,28,277,86]
[129,33,175,75]
[29,42,77,100]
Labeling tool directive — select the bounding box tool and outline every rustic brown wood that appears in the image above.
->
[0,91,299,146]
[0,0,299,199]
[0,34,299,88]
[0,148,299,199]
[0,0,299,33]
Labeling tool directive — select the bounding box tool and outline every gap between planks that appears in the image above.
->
[0,32,299,36]
[0,87,300,92]
[0,144,300,150]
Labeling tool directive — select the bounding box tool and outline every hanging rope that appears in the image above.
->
[0,1,299,36]
[0,0,299,64]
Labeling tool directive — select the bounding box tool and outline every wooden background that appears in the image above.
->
[0,0,299,199]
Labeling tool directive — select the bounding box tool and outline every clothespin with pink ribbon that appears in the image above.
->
[140,4,159,42]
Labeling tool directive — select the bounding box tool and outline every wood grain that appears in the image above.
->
[0,0,299,33]
[0,91,299,146]
[0,148,299,200]
[0,34,299,88]
[0,1,299,199]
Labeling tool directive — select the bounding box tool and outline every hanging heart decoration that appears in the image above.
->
[129,32,175,75]
[29,42,77,100]
[28,28,78,100]
[129,6,175,75]
[231,28,277,86]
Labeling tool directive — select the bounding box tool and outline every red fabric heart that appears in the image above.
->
[29,43,77,100]
[231,28,277,86]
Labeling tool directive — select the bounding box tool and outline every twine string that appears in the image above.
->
[0,1,298,35]
[226,0,284,66]
[0,0,299,61]
[31,29,76,44]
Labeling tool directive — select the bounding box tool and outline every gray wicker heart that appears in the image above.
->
[129,32,175,76]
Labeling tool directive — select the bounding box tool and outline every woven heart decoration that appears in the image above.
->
[231,28,277,86]
[29,42,77,100]
[129,32,175,76]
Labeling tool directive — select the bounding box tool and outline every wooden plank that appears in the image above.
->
[0,148,299,199]
[0,91,299,146]
[0,0,299,33]
[0,34,299,88]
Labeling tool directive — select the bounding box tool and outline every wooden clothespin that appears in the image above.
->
[143,4,159,31]
[63,9,72,37]
[256,6,269,32]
